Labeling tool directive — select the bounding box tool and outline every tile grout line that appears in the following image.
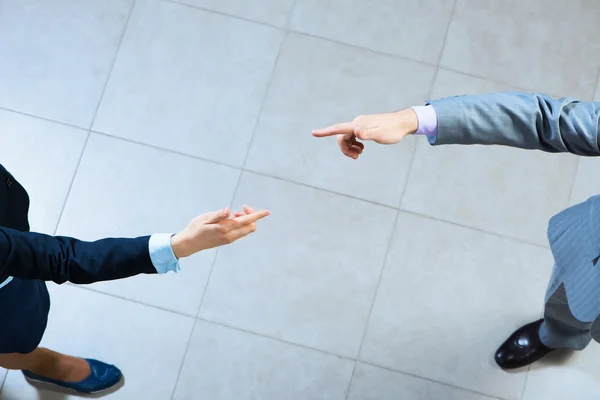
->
[52,0,136,236]
[359,360,509,400]
[519,365,532,400]
[166,169,242,399]
[92,129,243,170]
[349,4,493,398]
[195,316,356,362]
[394,5,447,209]
[590,65,600,101]
[397,0,455,220]
[238,171,552,251]
[0,106,87,131]
[349,5,476,393]
[436,66,529,92]
[343,209,401,400]
[65,282,199,318]
[290,30,436,68]
[163,0,439,68]
[0,368,7,393]
[417,0,456,105]
[66,284,358,361]
[372,9,511,400]
[431,0,570,99]
[194,240,226,319]
[169,319,199,400]
[438,66,539,94]
[245,170,396,211]
[168,22,288,400]
[341,53,437,399]
[285,0,298,28]
[165,0,281,29]
[435,0,458,70]
[197,319,496,399]
[168,0,295,31]
[518,303,548,399]
[52,132,90,236]
[393,63,437,208]
[239,32,287,170]
[191,17,287,321]
[87,0,136,132]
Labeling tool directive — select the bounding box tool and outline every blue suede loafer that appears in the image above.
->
[22,358,122,394]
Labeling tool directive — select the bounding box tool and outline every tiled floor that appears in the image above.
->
[0,1,599,399]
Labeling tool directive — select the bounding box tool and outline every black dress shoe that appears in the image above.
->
[495,319,554,369]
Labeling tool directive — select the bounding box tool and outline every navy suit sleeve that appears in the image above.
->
[0,226,157,284]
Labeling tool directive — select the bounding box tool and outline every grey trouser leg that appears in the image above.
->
[538,264,592,350]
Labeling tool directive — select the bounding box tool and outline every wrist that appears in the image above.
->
[403,108,419,135]
[171,232,193,259]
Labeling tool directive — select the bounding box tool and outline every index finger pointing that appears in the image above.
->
[234,210,270,226]
[312,122,356,137]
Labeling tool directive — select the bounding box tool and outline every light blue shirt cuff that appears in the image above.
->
[0,276,13,290]
[149,233,180,274]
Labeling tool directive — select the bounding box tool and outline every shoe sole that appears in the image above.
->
[496,349,555,370]
[23,374,124,396]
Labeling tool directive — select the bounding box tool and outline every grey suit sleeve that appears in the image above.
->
[428,92,600,156]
